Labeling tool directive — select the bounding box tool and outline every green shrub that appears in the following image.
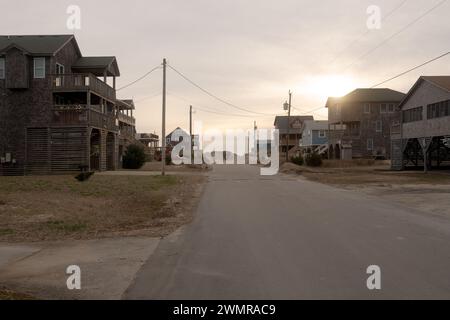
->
[291,155,304,166]
[305,152,323,167]
[123,144,146,169]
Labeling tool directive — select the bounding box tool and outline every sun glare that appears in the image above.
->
[302,74,357,99]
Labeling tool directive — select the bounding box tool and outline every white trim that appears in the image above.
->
[318,130,327,138]
[367,139,374,151]
[34,57,46,79]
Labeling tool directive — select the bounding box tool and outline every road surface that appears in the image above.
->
[124,165,450,299]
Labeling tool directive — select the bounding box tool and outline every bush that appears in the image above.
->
[291,155,304,166]
[75,171,95,182]
[165,152,172,166]
[305,152,323,167]
[123,144,146,169]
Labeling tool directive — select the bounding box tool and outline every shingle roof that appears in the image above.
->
[274,116,314,128]
[72,56,120,76]
[422,76,450,92]
[326,88,405,108]
[0,35,75,55]
[274,116,315,134]
[72,57,116,69]
[343,88,405,102]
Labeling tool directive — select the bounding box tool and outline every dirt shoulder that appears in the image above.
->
[281,162,450,218]
[0,174,207,242]
[139,162,211,173]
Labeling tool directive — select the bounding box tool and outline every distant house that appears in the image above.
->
[274,116,314,157]
[391,76,450,171]
[136,133,159,148]
[326,88,405,160]
[0,35,135,175]
[166,127,190,149]
[299,120,329,156]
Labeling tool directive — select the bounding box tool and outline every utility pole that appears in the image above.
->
[161,58,167,176]
[253,121,257,163]
[190,105,193,163]
[284,91,292,163]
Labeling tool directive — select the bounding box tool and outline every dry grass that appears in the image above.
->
[0,288,35,300]
[0,174,206,242]
[281,162,450,186]
[281,163,450,217]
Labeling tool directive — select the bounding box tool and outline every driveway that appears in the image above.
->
[124,165,450,299]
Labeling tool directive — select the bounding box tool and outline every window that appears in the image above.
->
[318,130,327,138]
[380,104,387,113]
[34,57,46,78]
[375,120,383,133]
[367,139,374,151]
[56,63,64,75]
[364,103,371,114]
[389,104,396,113]
[55,63,65,86]
[403,107,423,123]
[0,58,5,79]
[427,100,450,119]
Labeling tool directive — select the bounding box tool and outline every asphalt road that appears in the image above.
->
[124,165,450,299]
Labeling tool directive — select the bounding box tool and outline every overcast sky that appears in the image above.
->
[1,0,449,136]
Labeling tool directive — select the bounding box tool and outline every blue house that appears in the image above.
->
[299,120,329,156]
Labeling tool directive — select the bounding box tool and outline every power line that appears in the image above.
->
[343,0,448,71]
[329,0,409,65]
[167,92,273,119]
[134,91,162,103]
[117,64,162,91]
[371,51,450,88]
[167,63,278,116]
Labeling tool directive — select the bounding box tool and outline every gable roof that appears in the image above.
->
[274,116,314,128]
[0,35,77,56]
[398,76,450,109]
[166,127,189,139]
[326,88,405,107]
[421,76,450,92]
[274,115,315,134]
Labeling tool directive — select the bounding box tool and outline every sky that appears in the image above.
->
[1,0,449,137]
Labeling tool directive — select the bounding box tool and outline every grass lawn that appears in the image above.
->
[0,174,205,242]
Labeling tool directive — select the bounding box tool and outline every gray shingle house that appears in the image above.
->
[326,88,405,160]
[391,76,450,171]
[0,35,135,175]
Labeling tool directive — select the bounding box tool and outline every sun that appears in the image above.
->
[303,74,357,99]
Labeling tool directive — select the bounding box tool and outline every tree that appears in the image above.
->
[123,144,146,169]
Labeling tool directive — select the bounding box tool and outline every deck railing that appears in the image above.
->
[51,74,116,101]
[118,113,136,126]
[52,104,118,131]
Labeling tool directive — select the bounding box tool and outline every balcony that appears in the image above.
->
[118,113,136,126]
[51,74,116,101]
[52,104,118,132]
